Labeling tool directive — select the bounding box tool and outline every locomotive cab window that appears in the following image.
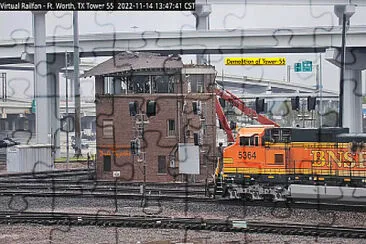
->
[240,136,259,146]
[240,137,250,146]
[254,136,259,146]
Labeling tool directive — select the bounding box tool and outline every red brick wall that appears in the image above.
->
[95,72,217,183]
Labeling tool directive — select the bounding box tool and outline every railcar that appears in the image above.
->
[213,126,366,202]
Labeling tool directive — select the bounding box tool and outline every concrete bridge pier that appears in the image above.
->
[47,55,65,158]
[33,12,64,157]
[326,48,366,133]
[32,11,49,144]
[325,4,366,133]
[193,2,211,65]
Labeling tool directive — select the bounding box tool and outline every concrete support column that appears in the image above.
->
[11,118,15,131]
[193,3,211,65]
[32,11,49,144]
[334,4,355,25]
[343,69,363,133]
[326,47,366,133]
[325,4,366,133]
[47,58,63,158]
[4,120,8,131]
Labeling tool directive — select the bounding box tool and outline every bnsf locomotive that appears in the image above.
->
[213,126,366,202]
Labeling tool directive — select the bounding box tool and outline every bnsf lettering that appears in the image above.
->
[238,151,256,160]
[311,150,366,168]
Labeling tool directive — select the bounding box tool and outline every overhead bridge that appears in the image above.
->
[216,75,338,95]
[1,26,366,64]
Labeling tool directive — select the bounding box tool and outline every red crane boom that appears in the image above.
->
[215,87,280,142]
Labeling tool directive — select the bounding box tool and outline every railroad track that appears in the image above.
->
[0,176,366,212]
[0,211,365,239]
[0,181,204,193]
[1,188,366,213]
[0,190,208,201]
[0,178,204,188]
[0,168,95,179]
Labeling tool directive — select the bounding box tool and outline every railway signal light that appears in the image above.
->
[192,101,201,115]
[130,140,137,155]
[129,101,138,116]
[60,115,74,132]
[255,98,265,113]
[291,96,300,111]
[194,132,201,146]
[192,101,198,115]
[146,100,156,117]
[230,121,237,130]
[130,139,140,155]
[307,96,316,111]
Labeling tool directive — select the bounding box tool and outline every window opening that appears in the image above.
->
[103,155,111,171]
[103,120,113,138]
[167,119,175,137]
[158,155,167,174]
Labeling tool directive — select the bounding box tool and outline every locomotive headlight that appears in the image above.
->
[275,186,283,192]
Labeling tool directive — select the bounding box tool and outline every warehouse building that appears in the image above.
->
[83,52,217,182]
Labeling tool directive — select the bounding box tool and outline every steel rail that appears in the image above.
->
[0,169,95,179]
[0,211,365,238]
[1,190,366,212]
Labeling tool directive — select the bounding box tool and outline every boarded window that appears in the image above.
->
[152,75,175,93]
[167,120,175,137]
[274,154,284,165]
[131,75,150,94]
[158,155,167,174]
[103,120,113,138]
[103,155,111,172]
[190,75,204,93]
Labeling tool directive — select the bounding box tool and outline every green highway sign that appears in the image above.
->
[302,60,312,72]
[294,63,302,72]
[31,99,36,113]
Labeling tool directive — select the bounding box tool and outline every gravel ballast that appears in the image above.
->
[0,196,365,243]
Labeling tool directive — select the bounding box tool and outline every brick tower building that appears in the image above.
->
[83,52,217,182]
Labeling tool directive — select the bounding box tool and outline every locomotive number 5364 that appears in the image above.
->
[238,151,256,159]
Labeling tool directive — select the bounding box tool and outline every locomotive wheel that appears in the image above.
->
[263,194,274,202]
[243,193,253,201]
[221,185,229,198]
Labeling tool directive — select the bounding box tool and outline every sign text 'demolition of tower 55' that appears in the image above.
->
[225,57,286,66]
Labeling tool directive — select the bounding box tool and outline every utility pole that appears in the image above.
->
[319,54,323,128]
[339,12,346,127]
[73,11,82,157]
[287,65,291,82]
[65,51,70,169]
[335,4,355,128]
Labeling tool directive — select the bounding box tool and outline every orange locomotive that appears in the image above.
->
[215,126,366,201]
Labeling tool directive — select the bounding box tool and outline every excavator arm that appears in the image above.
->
[215,96,235,142]
[215,87,280,142]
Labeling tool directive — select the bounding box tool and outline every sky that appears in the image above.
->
[0,3,366,99]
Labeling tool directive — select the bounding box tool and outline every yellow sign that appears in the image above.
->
[225,57,286,65]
